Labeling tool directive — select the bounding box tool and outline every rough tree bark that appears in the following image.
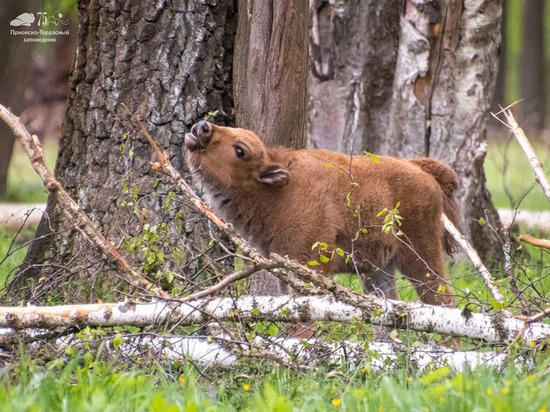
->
[18,0,236,303]
[309,0,504,261]
[233,0,309,294]
[308,0,400,154]
[233,0,309,147]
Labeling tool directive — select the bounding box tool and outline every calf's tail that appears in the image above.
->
[409,158,460,255]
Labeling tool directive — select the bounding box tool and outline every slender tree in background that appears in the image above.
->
[309,0,504,260]
[491,0,507,125]
[520,0,546,131]
[0,0,39,197]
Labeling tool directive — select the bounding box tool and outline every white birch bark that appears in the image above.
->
[1,296,549,347]
[47,334,521,373]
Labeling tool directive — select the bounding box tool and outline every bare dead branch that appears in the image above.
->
[442,214,507,305]
[518,234,550,251]
[0,103,166,297]
[496,107,550,205]
[178,261,282,303]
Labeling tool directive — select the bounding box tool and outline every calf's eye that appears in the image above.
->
[235,146,245,159]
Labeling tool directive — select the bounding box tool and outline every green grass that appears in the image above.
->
[484,138,550,210]
[0,226,32,290]
[1,139,58,203]
[1,352,550,412]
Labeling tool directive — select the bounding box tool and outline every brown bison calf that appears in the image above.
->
[185,121,459,308]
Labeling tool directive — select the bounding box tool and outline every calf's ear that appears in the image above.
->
[257,164,290,186]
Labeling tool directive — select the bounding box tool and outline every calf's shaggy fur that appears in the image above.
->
[185,121,459,307]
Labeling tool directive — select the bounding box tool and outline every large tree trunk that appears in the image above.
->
[233,0,309,295]
[16,0,236,304]
[308,0,503,261]
[520,0,545,131]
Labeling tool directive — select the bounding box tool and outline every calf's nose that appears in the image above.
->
[192,120,211,138]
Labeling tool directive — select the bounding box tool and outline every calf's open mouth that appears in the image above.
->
[185,132,200,151]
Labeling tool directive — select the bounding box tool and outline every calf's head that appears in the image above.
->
[185,121,290,189]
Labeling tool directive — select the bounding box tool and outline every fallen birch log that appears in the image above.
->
[1,296,549,347]
[56,334,517,373]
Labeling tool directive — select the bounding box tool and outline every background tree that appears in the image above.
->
[308,0,400,154]
[309,0,504,260]
[0,0,40,197]
[234,0,308,148]
[520,0,546,131]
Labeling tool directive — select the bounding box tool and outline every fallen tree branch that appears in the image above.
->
[518,234,550,251]
[0,104,166,298]
[1,296,549,346]
[442,214,507,305]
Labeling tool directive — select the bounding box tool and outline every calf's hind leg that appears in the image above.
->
[398,240,461,347]
[398,241,454,307]
[359,261,398,341]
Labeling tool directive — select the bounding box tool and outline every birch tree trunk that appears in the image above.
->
[16,0,237,303]
[308,0,504,260]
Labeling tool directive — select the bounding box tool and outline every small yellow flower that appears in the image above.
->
[486,389,493,395]
[508,379,513,386]
[406,376,413,382]
[501,387,509,394]
[361,367,367,373]
[530,340,536,348]
[539,407,546,412]
[378,407,385,412]
[332,398,341,407]
[528,375,535,382]
[178,375,186,385]
[242,383,250,391]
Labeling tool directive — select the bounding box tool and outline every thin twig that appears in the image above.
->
[178,262,282,303]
